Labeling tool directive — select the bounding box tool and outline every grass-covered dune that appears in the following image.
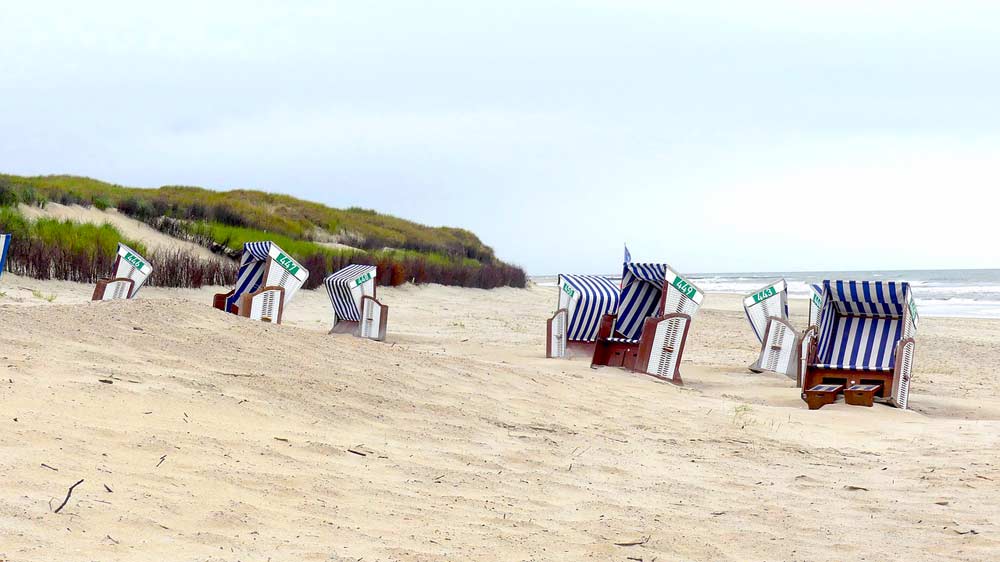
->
[0,174,526,289]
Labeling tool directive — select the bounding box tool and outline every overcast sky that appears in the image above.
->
[2,1,999,274]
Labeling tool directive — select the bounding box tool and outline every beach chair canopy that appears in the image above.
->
[113,243,152,296]
[558,274,620,343]
[325,264,377,322]
[743,279,789,343]
[614,263,703,340]
[226,241,309,311]
[0,233,10,279]
[814,280,918,372]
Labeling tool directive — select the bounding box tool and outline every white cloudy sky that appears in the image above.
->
[2,1,999,274]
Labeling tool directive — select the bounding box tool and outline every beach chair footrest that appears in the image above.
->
[844,384,882,407]
[802,384,844,410]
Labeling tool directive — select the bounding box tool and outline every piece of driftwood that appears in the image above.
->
[54,479,84,513]
[614,535,650,547]
[156,455,167,468]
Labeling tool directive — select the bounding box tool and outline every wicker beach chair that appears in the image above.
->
[744,279,797,377]
[324,264,388,341]
[799,280,918,409]
[213,241,309,324]
[546,274,620,358]
[0,234,10,282]
[591,263,703,384]
[92,243,153,301]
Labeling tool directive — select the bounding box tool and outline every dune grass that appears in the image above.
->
[0,174,527,289]
[0,174,509,263]
[0,207,235,287]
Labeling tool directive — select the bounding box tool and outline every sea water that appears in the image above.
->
[532,269,1000,319]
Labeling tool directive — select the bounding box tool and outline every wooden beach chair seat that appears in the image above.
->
[213,241,309,324]
[743,279,796,376]
[799,280,918,409]
[591,262,703,384]
[324,264,388,341]
[546,274,620,358]
[92,243,152,301]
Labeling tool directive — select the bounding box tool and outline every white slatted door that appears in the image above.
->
[549,309,568,358]
[645,315,689,382]
[249,289,281,322]
[360,298,381,340]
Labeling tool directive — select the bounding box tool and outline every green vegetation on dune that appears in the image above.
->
[0,173,526,289]
[0,206,235,287]
[0,174,503,262]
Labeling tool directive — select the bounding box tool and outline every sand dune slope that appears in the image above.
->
[0,284,998,561]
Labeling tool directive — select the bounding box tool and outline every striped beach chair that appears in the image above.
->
[592,263,704,384]
[0,234,10,282]
[546,274,620,358]
[92,243,153,301]
[324,264,388,341]
[744,279,797,377]
[213,241,309,324]
[799,280,918,409]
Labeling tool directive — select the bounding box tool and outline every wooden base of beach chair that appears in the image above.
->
[329,320,359,335]
[803,384,843,410]
[801,368,894,402]
[845,384,882,407]
[590,314,641,369]
[238,285,285,324]
[592,339,641,370]
[92,277,135,301]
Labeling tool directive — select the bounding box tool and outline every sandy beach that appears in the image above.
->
[1,274,997,562]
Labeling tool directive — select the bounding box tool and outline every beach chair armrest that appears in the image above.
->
[798,325,818,388]
[92,277,136,301]
[213,290,236,312]
[595,314,617,341]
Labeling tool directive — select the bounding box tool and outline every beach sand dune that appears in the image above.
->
[1,279,998,561]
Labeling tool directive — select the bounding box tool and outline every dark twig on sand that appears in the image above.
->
[104,484,113,493]
[347,448,367,457]
[614,535,650,547]
[156,455,167,468]
[54,479,84,513]
[40,463,58,471]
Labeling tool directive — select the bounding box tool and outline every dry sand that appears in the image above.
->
[0,276,998,561]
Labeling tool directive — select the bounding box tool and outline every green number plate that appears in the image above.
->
[752,286,777,304]
[275,252,300,275]
[672,276,697,299]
